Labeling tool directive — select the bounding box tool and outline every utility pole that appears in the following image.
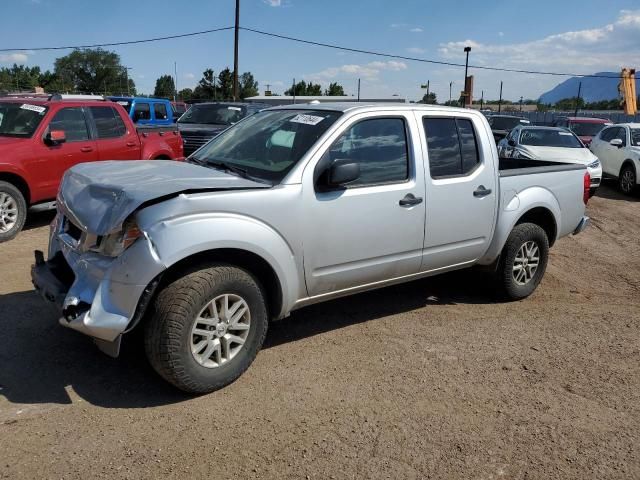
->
[519,96,523,111]
[233,0,240,101]
[498,81,503,113]
[449,81,453,104]
[463,46,471,107]
[357,78,361,101]
[213,71,216,100]
[480,90,484,110]
[421,80,430,102]
[174,61,178,101]
[574,81,582,116]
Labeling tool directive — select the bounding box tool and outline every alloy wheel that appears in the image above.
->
[0,192,18,234]
[512,241,540,286]
[190,293,251,368]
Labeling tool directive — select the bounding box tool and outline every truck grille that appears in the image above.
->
[180,131,218,155]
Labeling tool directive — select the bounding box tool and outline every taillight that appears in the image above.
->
[583,172,591,205]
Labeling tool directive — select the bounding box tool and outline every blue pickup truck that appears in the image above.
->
[107,96,175,126]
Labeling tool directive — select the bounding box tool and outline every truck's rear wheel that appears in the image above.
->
[497,223,549,300]
[144,264,268,393]
[0,181,27,243]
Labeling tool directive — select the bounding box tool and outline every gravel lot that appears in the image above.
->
[0,183,638,479]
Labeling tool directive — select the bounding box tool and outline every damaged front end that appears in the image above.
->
[31,209,165,357]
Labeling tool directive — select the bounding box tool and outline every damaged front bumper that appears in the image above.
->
[31,216,165,357]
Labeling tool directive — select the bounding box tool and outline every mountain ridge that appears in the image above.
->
[539,72,639,104]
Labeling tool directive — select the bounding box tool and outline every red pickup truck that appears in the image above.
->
[0,95,184,241]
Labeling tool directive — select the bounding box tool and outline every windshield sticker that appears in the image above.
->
[227,106,242,111]
[289,114,325,126]
[558,132,573,136]
[20,104,46,114]
[116,101,129,106]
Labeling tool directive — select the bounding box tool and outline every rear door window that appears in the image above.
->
[154,103,168,121]
[133,102,151,122]
[599,127,616,142]
[90,106,126,138]
[423,117,481,178]
[48,107,89,142]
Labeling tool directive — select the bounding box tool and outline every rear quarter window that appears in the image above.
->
[90,106,127,138]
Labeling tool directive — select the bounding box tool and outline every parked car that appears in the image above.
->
[177,102,266,156]
[589,123,640,195]
[0,94,184,241]
[487,114,531,143]
[171,101,189,117]
[108,96,175,126]
[498,125,602,195]
[553,116,611,146]
[32,104,590,393]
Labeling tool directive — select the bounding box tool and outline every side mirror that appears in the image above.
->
[508,139,516,147]
[610,138,623,148]
[327,159,360,186]
[45,130,66,146]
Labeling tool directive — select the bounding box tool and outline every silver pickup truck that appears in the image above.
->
[32,103,591,393]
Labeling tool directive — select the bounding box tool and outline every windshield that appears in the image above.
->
[570,122,607,137]
[520,128,583,148]
[631,128,640,147]
[0,102,48,137]
[191,109,342,183]
[489,117,528,130]
[179,104,248,125]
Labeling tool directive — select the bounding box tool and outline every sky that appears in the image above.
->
[1,0,640,102]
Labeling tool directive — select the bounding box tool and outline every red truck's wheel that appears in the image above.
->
[0,181,27,243]
[144,263,268,393]
[498,223,549,300]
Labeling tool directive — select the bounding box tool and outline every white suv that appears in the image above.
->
[590,123,640,195]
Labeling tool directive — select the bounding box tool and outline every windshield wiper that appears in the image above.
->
[208,160,250,178]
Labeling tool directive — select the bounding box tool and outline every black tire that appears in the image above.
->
[497,223,549,300]
[0,181,27,243]
[619,164,637,196]
[144,264,268,393]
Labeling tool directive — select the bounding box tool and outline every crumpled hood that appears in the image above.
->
[59,160,269,235]
[520,146,597,165]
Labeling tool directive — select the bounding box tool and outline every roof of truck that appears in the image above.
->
[267,102,477,115]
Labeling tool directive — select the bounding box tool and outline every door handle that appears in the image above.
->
[399,193,423,207]
[473,185,492,197]
[80,146,94,153]
[126,141,136,147]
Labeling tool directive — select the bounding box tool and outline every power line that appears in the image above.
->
[0,23,631,79]
[0,26,234,52]
[240,27,627,79]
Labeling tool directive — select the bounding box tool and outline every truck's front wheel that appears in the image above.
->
[498,223,549,300]
[0,181,27,243]
[144,264,268,393]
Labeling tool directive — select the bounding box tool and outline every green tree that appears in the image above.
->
[419,92,437,104]
[285,80,323,96]
[217,68,234,100]
[324,82,345,96]
[154,74,175,98]
[239,72,258,99]
[53,48,135,95]
[554,97,585,111]
[178,88,193,101]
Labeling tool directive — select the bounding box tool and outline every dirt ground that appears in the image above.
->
[0,183,638,479]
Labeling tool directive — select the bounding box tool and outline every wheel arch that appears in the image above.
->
[621,159,637,176]
[515,206,557,247]
[158,248,283,321]
[0,171,31,204]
